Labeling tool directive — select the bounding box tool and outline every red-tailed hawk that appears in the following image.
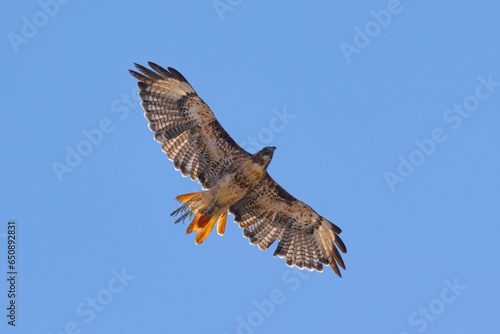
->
[130,63,347,276]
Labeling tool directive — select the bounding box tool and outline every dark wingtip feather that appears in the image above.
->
[332,247,346,270]
[331,261,342,277]
[129,69,152,84]
[133,62,192,88]
[330,222,342,235]
[168,67,189,83]
[133,63,163,81]
[129,69,141,79]
[134,63,146,71]
[147,61,161,69]
[148,62,173,79]
[335,236,347,254]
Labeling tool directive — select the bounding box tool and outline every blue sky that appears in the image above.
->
[2,0,500,333]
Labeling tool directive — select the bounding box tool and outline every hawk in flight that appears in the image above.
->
[130,63,347,276]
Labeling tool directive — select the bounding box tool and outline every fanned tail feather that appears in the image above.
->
[195,215,219,244]
[171,191,228,244]
[217,211,228,236]
[176,191,205,203]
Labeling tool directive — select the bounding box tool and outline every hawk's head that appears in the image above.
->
[253,146,277,168]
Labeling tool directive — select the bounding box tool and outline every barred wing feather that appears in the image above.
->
[230,173,347,276]
[129,62,251,189]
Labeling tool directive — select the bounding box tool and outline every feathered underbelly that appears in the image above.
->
[211,161,267,206]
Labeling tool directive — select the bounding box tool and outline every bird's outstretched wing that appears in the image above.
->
[129,62,251,189]
[230,173,347,276]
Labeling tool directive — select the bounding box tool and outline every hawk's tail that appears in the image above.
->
[171,191,228,244]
